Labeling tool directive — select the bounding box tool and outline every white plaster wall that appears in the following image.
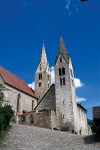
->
[0,76,37,114]
[77,106,89,135]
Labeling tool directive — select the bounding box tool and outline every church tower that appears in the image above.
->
[35,41,51,102]
[55,34,78,132]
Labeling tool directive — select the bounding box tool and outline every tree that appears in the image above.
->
[0,84,5,106]
[0,84,14,133]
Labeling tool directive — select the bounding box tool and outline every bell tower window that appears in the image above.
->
[63,77,65,85]
[62,67,65,75]
[39,82,42,87]
[60,58,62,62]
[60,78,62,86]
[59,68,62,75]
[39,74,42,80]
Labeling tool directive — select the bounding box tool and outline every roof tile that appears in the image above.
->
[0,66,37,99]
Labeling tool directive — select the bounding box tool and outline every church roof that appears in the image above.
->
[58,34,68,61]
[34,84,56,111]
[0,66,37,99]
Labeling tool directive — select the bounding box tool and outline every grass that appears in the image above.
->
[0,125,12,145]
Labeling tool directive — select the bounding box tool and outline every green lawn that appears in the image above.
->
[0,125,12,145]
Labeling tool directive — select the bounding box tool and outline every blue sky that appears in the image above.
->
[0,0,100,119]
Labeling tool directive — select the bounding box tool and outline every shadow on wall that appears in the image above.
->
[84,135,100,145]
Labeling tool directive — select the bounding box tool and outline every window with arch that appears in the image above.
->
[60,58,62,63]
[17,93,21,113]
[39,82,42,87]
[32,100,34,111]
[59,68,62,75]
[60,78,62,86]
[39,73,42,80]
[63,77,65,85]
[62,67,65,75]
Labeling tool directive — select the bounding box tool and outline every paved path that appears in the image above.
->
[0,123,100,150]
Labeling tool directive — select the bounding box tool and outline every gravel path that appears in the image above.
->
[0,123,100,150]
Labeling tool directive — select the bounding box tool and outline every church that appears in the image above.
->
[0,34,92,135]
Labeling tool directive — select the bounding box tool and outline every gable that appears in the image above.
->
[35,84,56,111]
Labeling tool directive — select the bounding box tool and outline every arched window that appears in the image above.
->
[60,78,62,86]
[59,68,62,75]
[62,67,65,75]
[17,93,21,114]
[39,82,42,87]
[39,74,42,80]
[63,77,65,85]
[32,100,34,111]
[30,114,34,124]
[60,58,62,63]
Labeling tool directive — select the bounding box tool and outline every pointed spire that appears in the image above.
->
[39,40,48,69]
[42,40,45,49]
[58,33,68,61]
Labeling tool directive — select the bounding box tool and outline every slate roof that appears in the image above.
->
[58,34,68,61]
[34,84,56,111]
[77,103,87,112]
[0,66,37,99]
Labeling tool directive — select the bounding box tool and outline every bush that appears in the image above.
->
[0,105,14,132]
[0,108,4,131]
[0,84,14,134]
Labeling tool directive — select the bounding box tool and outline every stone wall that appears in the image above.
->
[0,76,37,115]
[19,110,52,129]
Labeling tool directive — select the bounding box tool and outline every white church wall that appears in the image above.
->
[77,106,89,135]
[0,76,37,115]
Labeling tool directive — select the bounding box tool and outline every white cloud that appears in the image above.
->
[74,78,84,89]
[28,82,35,90]
[50,66,55,84]
[65,0,79,15]
[65,0,71,10]
[76,96,87,102]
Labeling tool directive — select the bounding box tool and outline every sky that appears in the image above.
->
[0,0,100,119]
